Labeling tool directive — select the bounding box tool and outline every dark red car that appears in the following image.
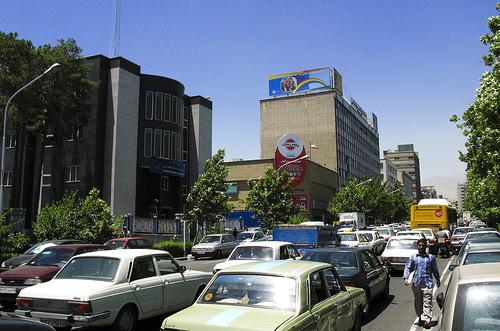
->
[0,244,106,309]
[103,237,152,249]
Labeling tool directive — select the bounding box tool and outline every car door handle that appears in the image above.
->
[132,284,141,290]
[162,279,169,285]
[313,313,321,320]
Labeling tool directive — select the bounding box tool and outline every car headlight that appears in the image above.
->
[0,278,3,284]
[1,261,5,268]
[24,278,42,285]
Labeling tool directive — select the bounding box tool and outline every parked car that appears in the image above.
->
[0,311,55,331]
[449,240,500,271]
[0,239,85,271]
[235,231,267,244]
[381,237,419,274]
[191,234,237,259]
[213,241,300,274]
[160,260,366,331]
[413,228,437,253]
[450,227,474,254]
[104,237,152,249]
[436,263,500,331]
[337,232,371,248]
[15,249,212,331]
[0,244,105,309]
[374,227,396,244]
[357,230,385,255]
[464,230,500,242]
[302,247,389,315]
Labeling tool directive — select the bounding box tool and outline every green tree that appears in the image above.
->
[33,188,120,243]
[451,4,500,223]
[184,149,233,234]
[245,167,300,232]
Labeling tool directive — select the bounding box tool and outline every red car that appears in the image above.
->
[103,237,152,249]
[0,244,106,309]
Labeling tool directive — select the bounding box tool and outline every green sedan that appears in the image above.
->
[161,260,366,331]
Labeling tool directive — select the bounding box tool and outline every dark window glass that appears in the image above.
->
[155,92,163,120]
[145,91,154,119]
[164,94,171,122]
[144,128,152,157]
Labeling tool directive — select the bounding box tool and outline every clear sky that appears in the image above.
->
[1,1,497,199]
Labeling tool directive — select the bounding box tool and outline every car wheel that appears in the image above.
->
[352,308,362,331]
[193,253,199,260]
[112,305,137,331]
[214,250,222,259]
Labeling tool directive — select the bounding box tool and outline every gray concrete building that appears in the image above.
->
[397,169,413,197]
[457,183,466,212]
[384,144,422,202]
[380,158,398,188]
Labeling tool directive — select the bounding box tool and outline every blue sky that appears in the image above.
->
[1,1,497,199]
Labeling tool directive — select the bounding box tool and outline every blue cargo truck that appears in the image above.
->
[272,224,339,255]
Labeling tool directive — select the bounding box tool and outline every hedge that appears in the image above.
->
[154,240,192,257]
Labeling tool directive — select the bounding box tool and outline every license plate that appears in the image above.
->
[0,286,16,294]
[40,318,67,328]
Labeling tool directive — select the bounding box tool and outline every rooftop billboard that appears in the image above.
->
[268,67,331,97]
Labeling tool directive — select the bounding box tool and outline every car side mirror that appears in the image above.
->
[449,264,457,271]
[436,292,444,310]
[179,265,186,273]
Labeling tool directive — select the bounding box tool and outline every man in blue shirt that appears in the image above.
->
[403,238,440,329]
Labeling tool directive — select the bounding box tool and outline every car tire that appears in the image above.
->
[193,253,198,260]
[352,308,362,331]
[214,250,222,259]
[112,305,137,331]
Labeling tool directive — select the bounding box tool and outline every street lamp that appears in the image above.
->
[355,178,373,187]
[0,63,61,213]
[277,154,309,172]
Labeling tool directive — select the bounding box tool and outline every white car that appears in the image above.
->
[337,232,371,248]
[464,231,500,242]
[15,249,212,331]
[191,234,238,259]
[213,241,300,274]
[395,231,426,240]
[381,237,419,273]
[235,231,267,244]
[357,230,386,255]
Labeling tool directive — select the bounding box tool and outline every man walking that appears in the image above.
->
[403,238,440,329]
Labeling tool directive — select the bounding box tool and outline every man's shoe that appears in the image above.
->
[423,321,431,329]
[417,319,424,327]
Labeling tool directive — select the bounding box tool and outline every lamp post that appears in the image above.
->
[355,178,373,187]
[277,154,309,172]
[0,63,61,213]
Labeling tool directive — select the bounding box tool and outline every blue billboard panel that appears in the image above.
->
[269,67,331,97]
[150,159,186,177]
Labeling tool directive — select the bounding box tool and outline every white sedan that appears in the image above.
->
[15,249,212,331]
[213,241,300,274]
[357,230,386,255]
[381,237,419,274]
[337,232,371,249]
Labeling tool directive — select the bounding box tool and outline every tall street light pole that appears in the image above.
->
[0,63,61,213]
[277,154,309,172]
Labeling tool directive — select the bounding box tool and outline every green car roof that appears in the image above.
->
[220,260,332,278]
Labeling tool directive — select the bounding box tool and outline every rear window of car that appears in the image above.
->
[28,248,75,267]
[302,251,358,269]
[454,228,473,235]
[105,240,126,249]
[200,235,221,243]
[464,252,500,265]
[338,233,357,242]
[453,282,500,330]
[362,233,374,241]
[228,246,273,261]
[56,257,119,281]
[468,233,500,240]
[387,239,417,250]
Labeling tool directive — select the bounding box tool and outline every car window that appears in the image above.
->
[280,246,290,259]
[128,240,138,249]
[453,282,500,330]
[309,271,330,307]
[286,245,300,259]
[359,234,368,242]
[302,251,358,269]
[363,233,374,241]
[366,249,382,267]
[136,240,149,248]
[359,251,375,271]
[463,252,500,265]
[130,256,157,281]
[56,257,119,281]
[229,246,273,260]
[155,255,179,275]
[323,268,341,296]
[28,248,75,267]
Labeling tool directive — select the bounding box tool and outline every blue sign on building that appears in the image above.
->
[150,159,186,177]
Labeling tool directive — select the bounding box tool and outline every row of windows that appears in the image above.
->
[144,128,184,161]
[6,126,83,150]
[2,166,80,187]
[145,91,183,125]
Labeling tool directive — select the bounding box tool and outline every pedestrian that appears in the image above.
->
[232,227,238,238]
[403,238,440,329]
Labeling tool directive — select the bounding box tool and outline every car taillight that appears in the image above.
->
[16,297,33,309]
[428,239,435,244]
[451,237,458,242]
[68,301,92,314]
[381,256,392,262]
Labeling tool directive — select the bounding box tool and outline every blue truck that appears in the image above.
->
[272,224,339,255]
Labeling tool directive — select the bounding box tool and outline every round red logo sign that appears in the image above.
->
[435,210,443,217]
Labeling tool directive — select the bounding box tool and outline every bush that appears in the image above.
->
[154,240,192,257]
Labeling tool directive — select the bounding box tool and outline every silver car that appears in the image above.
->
[191,234,237,259]
[449,239,500,271]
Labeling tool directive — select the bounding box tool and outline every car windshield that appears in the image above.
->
[302,251,358,269]
[228,246,273,261]
[454,283,500,330]
[387,239,418,250]
[398,232,420,237]
[237,233,254,240]
[376,229,390,236]
[468,233,500,240]
[24,242,57,254]
[340,220,354,227]
[362,233,374,241]
[104,240,126,249]
[338,233,357,241]
[199,274,296,311]
[28,248,74,267]
[464,252,500,265]
[56,257,119,281]
[454,228,473,235]
[200,235,221,243]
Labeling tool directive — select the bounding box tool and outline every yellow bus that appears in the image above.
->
[411,199,457,231]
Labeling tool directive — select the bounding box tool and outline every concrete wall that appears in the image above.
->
[191,103,212,175]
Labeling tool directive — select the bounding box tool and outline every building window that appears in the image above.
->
[155,92,163,121]
[2,171,13,187]
[161,176,169,191]
[144,128,153,157]
[162,130,170,159]
[6,133,16,149]
[65,165,80,183]
[178,99,183,127]
[42,173,52,187]
[154,129,162,157]
[45,133,54,147]
[183,106,188,129]
[182,185,187,196]
[170,132,177,160]
[164,94,171,122]
[68,125,83,141]
[172,96,178,124]
[145,91,154,120]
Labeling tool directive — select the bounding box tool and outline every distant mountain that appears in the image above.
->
[422,174,466,201]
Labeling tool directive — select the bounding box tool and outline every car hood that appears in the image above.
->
[162,304,295,331]
[0,265,60,280]
[214,260,260,271]
[193,243,218,249]
[18,279,115,300]
[382,249,417,258]
[2,254,33,267]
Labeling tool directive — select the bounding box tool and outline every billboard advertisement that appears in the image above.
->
[268,67,331,97]
[274,133,307,189]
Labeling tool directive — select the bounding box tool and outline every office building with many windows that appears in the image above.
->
[383,144,422,203]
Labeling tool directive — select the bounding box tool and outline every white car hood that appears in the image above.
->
[214,259,260,271]
[18,279,114,300]
[193,243,218,249]
[382,249,417,258]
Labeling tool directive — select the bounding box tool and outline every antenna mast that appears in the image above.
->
[111,0,121,57]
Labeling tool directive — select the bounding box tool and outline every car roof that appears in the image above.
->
[305,247,367,253]
[238,231,262,234]
[467,231,499,235]
[237,241,292,247]
[72,248,165,259]
[106,237,147,242]
[388,237,418,242]
[44,244,103,250]
[38,239,85,245]
[456,263,500,284]
[464,241,500,251]
[220,260,331,277]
